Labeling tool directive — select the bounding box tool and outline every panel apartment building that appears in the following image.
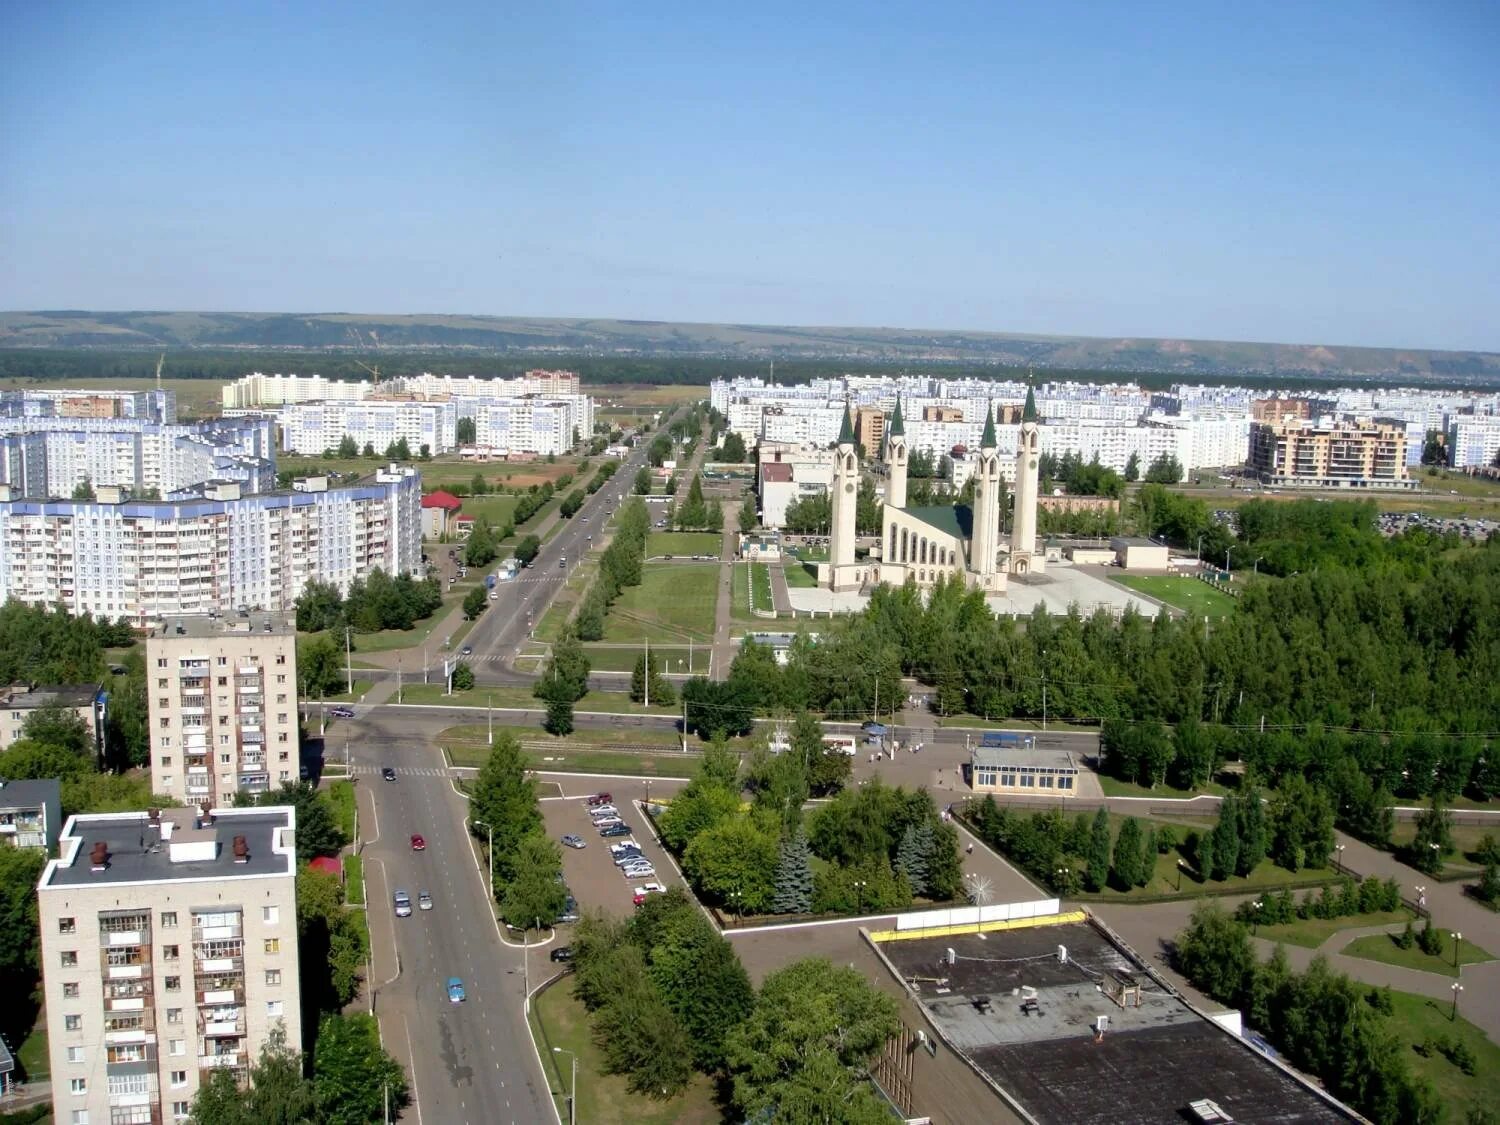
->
[1248,417,1414,489]
[147,616,299,806]
[38,804,300,1125]
[0,465,422,624]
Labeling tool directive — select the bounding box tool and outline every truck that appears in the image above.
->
[980,731,1036,750]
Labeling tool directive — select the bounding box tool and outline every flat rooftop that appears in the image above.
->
[42,806,295,888]
[0,777,60,808]
[152,613,292,639]
[879,921,1351,1125]
[971,745,1077,771]
[0,683,100,709]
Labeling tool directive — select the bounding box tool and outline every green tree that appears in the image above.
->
[464,519,498,566]
[456,416,476,444]
[297,634,345,698]
[772,829,815,914]
[0,847,46,978]
[247,783,346,862]
[513,534,541,567]
[1085,806,1111,891]
[337,434,359,457]
[451,661,475,690]
[190,1024,315,1125]
[738,493,757,531]
[1111,816,1143,890]
[499,836,568,929]
[0,739,91,785]
[72,476,95,500]
[468,732,542,884]
[1411,790,1455,874]
[592,946,695,1099]
[658,781,741,852]
[634,467,653,494]
[294,579,345,632]
[462,585,488,620]
[895,821,934,896]
[683,817,780,914]
[1124,451,1141,481]
[717,432,747,462]
[725,957,900,1120]
[1143,452,1184,483]
[1476,862,1500,906]
[1175,901,1257,1010]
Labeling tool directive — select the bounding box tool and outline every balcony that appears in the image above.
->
[199,1050,244,1070]
[106,930,145,947]
[108,996,147,1012]
[201,1018,244,1039]
[198,987,242,1005]
[195,955,242,974]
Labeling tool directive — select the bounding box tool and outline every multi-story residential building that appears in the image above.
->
[757,443,837,528]
[0,417,276,500]
[1249,417,1414,489]
[471,397,592,456]
[1448,416,1500,469]
[0,683,107,756]
[221,373,370,410]
[38,804,300,1125]
[0,387,177,424]
[147,616,298,805]
[0,466,422,624]
[277,400,457,456]
[0,777,62,851]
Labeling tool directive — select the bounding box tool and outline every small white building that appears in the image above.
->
[1110,537,1171,570]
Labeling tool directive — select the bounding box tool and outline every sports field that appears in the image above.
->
[1110,574,1238,617]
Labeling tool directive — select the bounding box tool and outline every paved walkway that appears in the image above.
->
[710,501,742,679]
[768,557,793,614]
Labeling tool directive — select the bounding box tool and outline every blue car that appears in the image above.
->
[447,976,466,1003]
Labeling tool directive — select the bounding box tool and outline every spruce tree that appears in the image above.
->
[1139,828,1158,888]
[1236,787,1268,875]
[1212,815,1241,882]
[1112,817,1143,890]
[895,823,933,897]
[1197,830,1217,883]
[772,830,814,914]
[1085,807,1111,891]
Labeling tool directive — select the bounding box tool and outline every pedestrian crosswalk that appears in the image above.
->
[350,764,452,778]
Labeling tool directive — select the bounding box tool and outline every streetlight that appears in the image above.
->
[1251,900,1264,937]
[853,880,867,914]
[1040,648,1048,733]
[1224,546,1234,575]
[552,1047,578,1125]
[1334,843,1346,874]
[472,819,494,880]
[1196,533,1205,562]
[1415,885,1427,916]
[728,890,741,926]
[1454,931,1462,970]
[1451,982,1464,1022]
[1253,555,1264,576]
[1429,842,1441,874]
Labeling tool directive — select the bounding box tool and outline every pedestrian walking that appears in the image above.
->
[966,842,975,855]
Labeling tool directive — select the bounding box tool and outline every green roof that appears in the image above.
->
[980,402,997,448]
[888,397,905,437]
[904,504,973,541]
[1022,385,1038,424]
[837,402,856,445]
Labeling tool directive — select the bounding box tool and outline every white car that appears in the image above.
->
[632,883,667,897]
[621,863,656,879]
[592,816,623,829]
[608,840,639,855]
[589,805,619,818]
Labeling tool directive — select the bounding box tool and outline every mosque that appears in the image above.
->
[820,388,1045,593]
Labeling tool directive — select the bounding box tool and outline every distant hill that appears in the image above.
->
[1,309,1496,382]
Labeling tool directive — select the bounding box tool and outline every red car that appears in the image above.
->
[410,834,426,852]
[586,792,612,807]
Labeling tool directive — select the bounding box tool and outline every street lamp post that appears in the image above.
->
[853,880,867,914]
[1196,533,1205,562]
[1224,546,1234,575]
[1454,931,1462,970]
[1334,843,1346,874]
[472,819,494,881]
[1253,555,1264,576]
[1451,982,1464,1022]
[1252,899,1264,937]
[1415,885,1427,916]
[552,1047,578,1125]
[728,890,741,927]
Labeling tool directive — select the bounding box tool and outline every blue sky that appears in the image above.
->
[2,1,1496,350]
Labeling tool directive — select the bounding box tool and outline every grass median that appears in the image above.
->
[1342,927,1494,978]
[344,853,365,906]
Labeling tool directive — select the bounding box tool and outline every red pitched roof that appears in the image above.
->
[454,513,475,523]
[421,490,462,511]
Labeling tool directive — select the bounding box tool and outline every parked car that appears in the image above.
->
[382,767,397,782]
[591,817,623,830]
[622,865,656,880]
[393,891,412,918]
[561,835,586,849]
[418,891,433,911]
[588,804,618,818]
[587,793,612,806]
[410,834,426,851]
[447,977,466,1003]
[598,823,632,838]
[556,899,580,925]
[612,849,645,865]
[550,947,574,963]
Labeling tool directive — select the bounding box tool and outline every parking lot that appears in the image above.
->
[542,785,680,922]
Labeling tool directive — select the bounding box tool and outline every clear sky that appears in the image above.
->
[2,1,1497,350]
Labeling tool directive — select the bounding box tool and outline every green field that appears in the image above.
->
[530,982,720,1125]
[646,531,722,557]
[750,561,773,610]
[1111,574,1238,617]
[1252,909,1411,949]
[783,558,820,587]
[1388,989,1500,1121]
[1097,775,1230,800]
[17,1024,49,1079]
[601,564,718,643]
[399,683,674,715]
[1342,928,1493,978]
[580,644,711,675]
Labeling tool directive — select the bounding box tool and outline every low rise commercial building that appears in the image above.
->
[968,745,1080,796]
[1110,536,1171,570]
[38,804,300,1124]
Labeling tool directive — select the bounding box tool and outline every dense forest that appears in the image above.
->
[0,347,1474,393]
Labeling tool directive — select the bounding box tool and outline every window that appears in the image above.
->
[108,1073,148,1095]
[166,1008,182,1024]
[170,1070,188,1087]
[278,732,288,742]
[60,950,77,967]
[158,698,169,709]
[276,693,287,704]
[265,969,282,986]
[58,916,76,934]
[1019,773,1035,788]
[277,673,287,683]
[220,754,230,764]
[159,717,170,729]
[164,975,180,991]
[157,658,167,668]
[63,982,79,998]
[1058,775,1074,790]
[217,657,227,666]
[161,911,178,927]
[1038,775,1054,788]
[276,654,286,665]
[162,944,179,960]
[262,906,280,925]
[169,1039,185,1056]
[159,756,172,767]
[158,678,168,688]
[173,1103,191,1121]
[71,1111,90,1125]
[264,938,280,954]
[1000,772,1017,787]
[69,1078,86,1094]
[65,1014,82,1030]
[67,1046,85,1063]
[266,1000,284,1017]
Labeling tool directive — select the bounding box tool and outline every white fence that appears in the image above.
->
[893,897,1061,932]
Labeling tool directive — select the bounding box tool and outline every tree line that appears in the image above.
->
[466,732,570,930]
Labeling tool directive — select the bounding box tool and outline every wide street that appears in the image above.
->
[353,726,558,1125]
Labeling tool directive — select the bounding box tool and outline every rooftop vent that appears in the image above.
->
[147,808,161,828]
[89,841,110,871]
[232,835,249,863]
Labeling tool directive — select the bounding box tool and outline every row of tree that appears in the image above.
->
[330,434,430,461]
[294,570,443,635]
[673,473,723,531]
[466,733,570,928]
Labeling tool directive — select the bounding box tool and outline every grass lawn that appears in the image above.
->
[1098,775,1230,800]
[1253,909,1412,949]
[17,1023,49,1079]
[344,853,365,906]
[460,494,520,528]
[581,644,710,675]
[1342,928,1494,978]
[320,679,375,703]
[750,562,772,610]
[646,531,722,557]
[1387,989,1500,1121]
[730,562,756,621]
[783,558,819,587]
[326,779,356,842]
[1111,574,1238,617]
[400,683,675,715]
[445,723,690,756]
[788,544,829,563]
[602,564,718,643]
[530,981,720,1125]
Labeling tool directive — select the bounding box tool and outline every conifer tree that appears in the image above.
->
[1085,807,1111,891]
[772,830,814,914]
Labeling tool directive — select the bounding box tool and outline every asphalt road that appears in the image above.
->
[355,728,557,1125]
[459,413,676,670]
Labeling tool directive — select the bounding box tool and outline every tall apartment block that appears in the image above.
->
[38,804,300,1125]
[147,617,299,807]
[1248,417,1414,489]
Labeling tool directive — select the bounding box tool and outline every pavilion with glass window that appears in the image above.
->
[969,745,1080,797]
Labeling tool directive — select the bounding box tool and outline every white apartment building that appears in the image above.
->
[224,369,585,407]
[757,443,837,528]
[0,466,422,624]
[221,373,370,409]
[278,400,458,456]
[147,616,298,804]
[471,396,594,456]
[0,417,276,499]
[0,387,177,424]
[38,804,300,1125]
[1449,416,1500,468]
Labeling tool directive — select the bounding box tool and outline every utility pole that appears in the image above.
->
[396,656,402,704]
[344,626,353,695]
[487,693,493,742]
[644,636,650,708]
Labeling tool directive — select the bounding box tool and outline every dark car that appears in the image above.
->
[586,792,613,807]
[410,834,426,852]
[549,947,574,963]
[382,767,397,782]
[459,645,473,656]
[599,823,631,838]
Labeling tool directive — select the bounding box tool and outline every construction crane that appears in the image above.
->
[154,352,165,389]
[344,325,381,386]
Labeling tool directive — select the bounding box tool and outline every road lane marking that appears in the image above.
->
[403,1014,425,1125]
